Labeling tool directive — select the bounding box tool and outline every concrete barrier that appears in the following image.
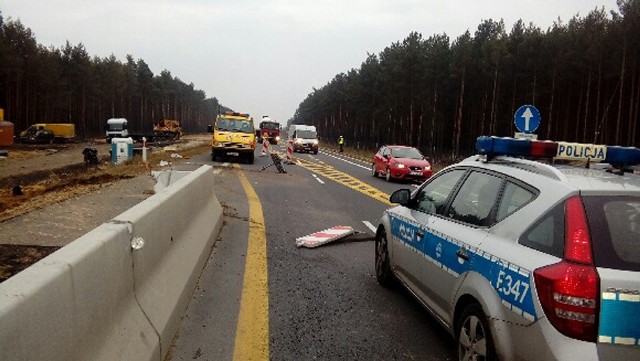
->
[0,165,222,361]
[151,169,191,192]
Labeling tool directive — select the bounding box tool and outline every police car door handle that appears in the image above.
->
[456,248,469,261]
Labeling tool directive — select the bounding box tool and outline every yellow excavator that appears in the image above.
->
[153,119,182,140]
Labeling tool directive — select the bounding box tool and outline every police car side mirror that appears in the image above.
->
[390,189,411,205]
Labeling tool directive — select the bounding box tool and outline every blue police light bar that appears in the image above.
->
[476,136,557,158]
[476,136,640,167]
[605,146,640,166]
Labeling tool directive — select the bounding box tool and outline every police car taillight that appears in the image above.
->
[534,196,600,342]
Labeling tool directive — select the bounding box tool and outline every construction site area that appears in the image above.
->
[0,135,210,282]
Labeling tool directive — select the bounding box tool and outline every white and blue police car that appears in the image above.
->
[375,136,640,361]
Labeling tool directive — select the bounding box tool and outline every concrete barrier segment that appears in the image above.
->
[0,222,159,361]
[151,169,191,193]
[113,165,223,360]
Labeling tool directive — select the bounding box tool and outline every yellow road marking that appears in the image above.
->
[295,159,393,206]
[233,165,269,361]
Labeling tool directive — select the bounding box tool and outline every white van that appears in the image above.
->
[288,125,318,154]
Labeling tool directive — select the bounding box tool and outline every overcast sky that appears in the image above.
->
[1,0,619,124]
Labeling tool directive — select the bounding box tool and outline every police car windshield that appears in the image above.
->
[392,147,423,160]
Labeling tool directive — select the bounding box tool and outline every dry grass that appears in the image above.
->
[1,149,52,161]
[0,139,211,223]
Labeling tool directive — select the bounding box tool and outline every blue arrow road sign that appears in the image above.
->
[514,105,541,133]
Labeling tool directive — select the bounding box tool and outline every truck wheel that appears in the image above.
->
[211,151,220,162]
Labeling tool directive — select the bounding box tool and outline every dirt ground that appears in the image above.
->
[0,135,211,283]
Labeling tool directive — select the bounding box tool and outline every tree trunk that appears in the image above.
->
[531,69,537,104]
[511,76,517,136]
[490,65,499,135]
[82,86,87,138]
[409,98,414,145]
[25,76,30,126]
[596,57,603,143]
[481,89,488,136]
[629,56,637,146]
[431,86,438,155]
[615,41,627,145]
[455,67,466,157]
[575,79,584,141]
[546,62,557,139]
[583,67,592,142]
[634,71,640,145]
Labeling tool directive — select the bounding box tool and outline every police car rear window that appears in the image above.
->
[583,196,640,272]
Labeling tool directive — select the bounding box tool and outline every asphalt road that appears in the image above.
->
[167,145,457,361]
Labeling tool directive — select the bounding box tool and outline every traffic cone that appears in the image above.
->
[261,138,270,157]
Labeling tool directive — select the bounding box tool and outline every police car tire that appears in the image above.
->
[456,303,496,361]
[375,228,394,287]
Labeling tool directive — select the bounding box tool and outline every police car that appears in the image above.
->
[375,136,640,361]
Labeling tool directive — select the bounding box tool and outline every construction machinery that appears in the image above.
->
[154,119,182,140]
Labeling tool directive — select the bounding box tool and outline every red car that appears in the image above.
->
[372,145,432,182]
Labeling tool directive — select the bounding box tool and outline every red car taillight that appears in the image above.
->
[533,196,600,342]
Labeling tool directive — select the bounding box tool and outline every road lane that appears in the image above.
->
[168,147,456,360]
[233,166,269,360]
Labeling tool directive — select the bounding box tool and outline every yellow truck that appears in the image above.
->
[19,123,76,143]
[211,112,256,164]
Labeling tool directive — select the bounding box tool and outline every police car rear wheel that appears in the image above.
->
[456,303,496,361]
[375,228,394,287]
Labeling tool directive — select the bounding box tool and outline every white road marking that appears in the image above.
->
[320,151,370,171]
[362,221,377,234]
[312,174,325,184]
[212,169,222,174]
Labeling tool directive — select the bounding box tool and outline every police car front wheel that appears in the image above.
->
[375,228,394,287]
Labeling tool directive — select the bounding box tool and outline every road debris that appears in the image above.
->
[296,226,355,248]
